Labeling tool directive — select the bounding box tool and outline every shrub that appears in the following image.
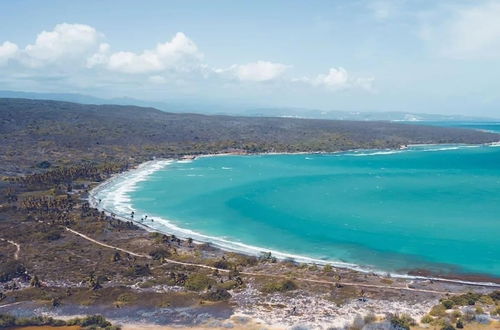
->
[67,314,115,328]
[421,314,434,324]
[441,325,455,330]
[456,319,464,328]
[442,299,454,309]
[211,258,231,269]
[475,306,484,314]
[489,290,500,301]
[202,288,231,301]
[390,314,416,330]
[0,314,16,327]
[0,261,26,282]
[218,280,239,290]
[231,254,258,267]
[478,295,495,305]
[126,264,151,277]
[323,264,333,273]
[364,313,377,324]
[430,304,447,317]
[450,292,481,306]
[184,273,215,291]
[149,248,170,260]
[260,279,298,293]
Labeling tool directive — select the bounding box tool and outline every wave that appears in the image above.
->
[89,155,500,287]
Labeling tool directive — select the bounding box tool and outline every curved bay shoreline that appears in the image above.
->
[88,146,500,287]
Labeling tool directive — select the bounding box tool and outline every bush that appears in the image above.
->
[218,280,239,290]
[260,279,298,293]
[202,288,231,301]
[66,314,118,329]
[441,325,455,330]
[442,299,454,309]
[231,254,258,267]
[211,258,232,270]
[184,273,215,291]
[0,314,73,328]
[450,292,482,306]
[478,295,495,305]
[430,304,447,317]
[456,319,464,328]
[0,261,26,282]
[0,314,16,328]
[323,264,333,273]
[125,264,151,277]
[390,314,416,330]
[364,313,377,324]
[489,290,500,301]
[149,248,170,260]
[421,314,434,324]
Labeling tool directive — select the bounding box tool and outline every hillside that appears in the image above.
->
[1,98,499,175]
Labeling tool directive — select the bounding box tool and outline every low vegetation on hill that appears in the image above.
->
[1,98,498,175]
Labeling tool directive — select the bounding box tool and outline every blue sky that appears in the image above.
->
[1,0,500,116]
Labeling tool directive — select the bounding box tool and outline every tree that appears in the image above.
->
[30,275,41,288]
[111,252,121,262]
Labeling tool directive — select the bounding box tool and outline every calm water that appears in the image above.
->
[99,142,500,278]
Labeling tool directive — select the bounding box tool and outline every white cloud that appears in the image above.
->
[219,61,289,82]
[420,1,500,59]
[295,67,374,91]
[97,32,203,74]
[0,41,18,65]
[21,23,102,67]
[0,22,374,96]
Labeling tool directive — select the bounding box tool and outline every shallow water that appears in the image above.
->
[94,142,500,278]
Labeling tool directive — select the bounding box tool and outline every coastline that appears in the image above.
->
[88,146,500,287]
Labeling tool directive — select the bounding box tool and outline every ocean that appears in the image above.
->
[92,122,500,279]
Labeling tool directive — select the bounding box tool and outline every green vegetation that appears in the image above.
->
[2,98,498,176]
[389,314,416,330]
[202,288,232,301]
[0,313,119,329]
[260,279,298,293]
[421,314,434,324]
[184,273,215,291]
[149,248,170,260]
[0,261,25,282]
[430,304,447,317]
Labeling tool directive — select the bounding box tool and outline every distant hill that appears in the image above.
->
[1,90,496,121]
[1,98,499,175]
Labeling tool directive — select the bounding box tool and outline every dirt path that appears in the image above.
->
[64,227,455,295]
[65,227,151,259]
[0,237,20,260]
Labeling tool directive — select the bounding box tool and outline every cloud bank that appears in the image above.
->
[0,23,373,95]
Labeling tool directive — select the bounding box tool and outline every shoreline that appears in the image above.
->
[88,147,500,288]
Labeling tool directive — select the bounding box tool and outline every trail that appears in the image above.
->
[0,237,20,260]
[64,227,454,295]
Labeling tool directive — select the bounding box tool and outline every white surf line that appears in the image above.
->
[63,226,455,295]
[0,237,20,260]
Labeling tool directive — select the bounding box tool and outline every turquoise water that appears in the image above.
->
[116,143,500,278]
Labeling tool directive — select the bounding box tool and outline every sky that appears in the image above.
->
[1,0,500,116]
